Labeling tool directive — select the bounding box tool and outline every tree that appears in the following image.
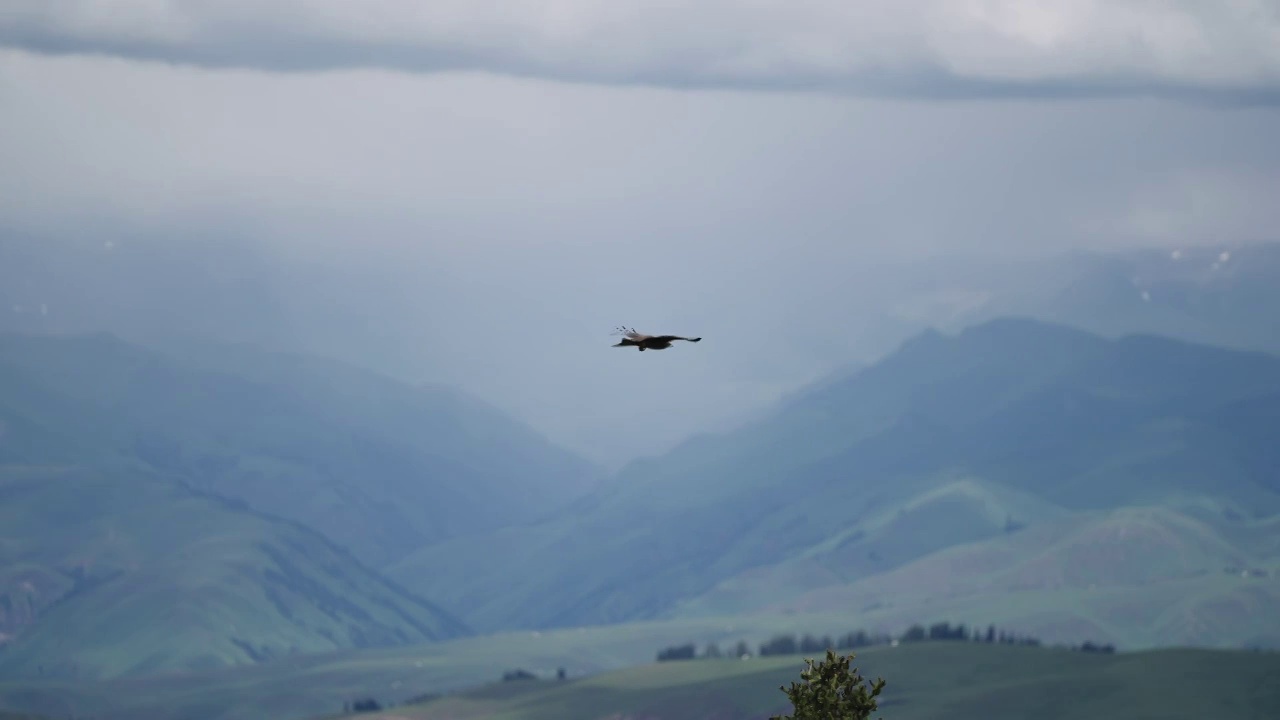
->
[837,630,870,649]
[657,643,697,662]
[899,624,926,643]
[799,633,827,654]
[760,634,800,657]
[771,648,886,720]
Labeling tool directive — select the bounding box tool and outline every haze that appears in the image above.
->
[3,1,1280,465]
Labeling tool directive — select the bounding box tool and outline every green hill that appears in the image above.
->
[703,504,1280,649]
[0,615,841,720]
[0,464,469,680]
[354,643,1280,720]
[389,319,1280,636]
[669,478,1073,617]
[0,331,600,568]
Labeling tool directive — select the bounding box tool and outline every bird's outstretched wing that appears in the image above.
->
[612,326,650,341]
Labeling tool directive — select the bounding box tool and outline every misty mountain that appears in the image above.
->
[389,317,1280,645]
[953,242,1280,355]
[0,331,600,568]
[6,231,1279,466]
[0,464,469,680]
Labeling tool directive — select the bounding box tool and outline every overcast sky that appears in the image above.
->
[3,1,1280,465]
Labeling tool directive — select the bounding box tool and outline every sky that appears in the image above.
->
[3,1,1280,466]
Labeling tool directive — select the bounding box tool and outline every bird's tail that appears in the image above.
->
[613,339,638,347]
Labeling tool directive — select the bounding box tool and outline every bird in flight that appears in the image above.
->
[611,326,703,351]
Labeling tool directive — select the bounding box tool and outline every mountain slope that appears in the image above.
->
[720,504,1280,649]
[0,332,600,567]
[0,464,470,680]
[389,318,1280,633]
[670,477,1072,617]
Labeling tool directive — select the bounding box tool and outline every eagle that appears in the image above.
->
[611,326,702,351]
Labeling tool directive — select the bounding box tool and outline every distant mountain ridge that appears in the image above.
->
[0,331,601,568]
[6,233,1280,465]
[0,330,601,677]
[1005,242,1280,354]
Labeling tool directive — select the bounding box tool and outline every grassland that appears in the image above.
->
[0,616,831,720]
[340,642,1280,720]
[6,610,1279,720]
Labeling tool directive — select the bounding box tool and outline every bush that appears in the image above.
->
[771,648,886,720]
[1077,641,1116,654]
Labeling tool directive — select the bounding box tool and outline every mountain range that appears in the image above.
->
[389,317,1280,648]
[6,232,1280,465]
[0,332,600,569]
[2,250,1280,695]
[0,331,601,678]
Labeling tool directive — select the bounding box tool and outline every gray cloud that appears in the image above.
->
[3,1,1280,102]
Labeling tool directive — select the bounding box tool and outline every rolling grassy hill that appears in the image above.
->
[346,642,1280,720]
[0,615,870,720]
[694,504,1280,649]
[0,331,600,568]
[663,477,1069,618]
[0,464,469,680]
[8,627,1278,720]
[388,318,1280,639]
